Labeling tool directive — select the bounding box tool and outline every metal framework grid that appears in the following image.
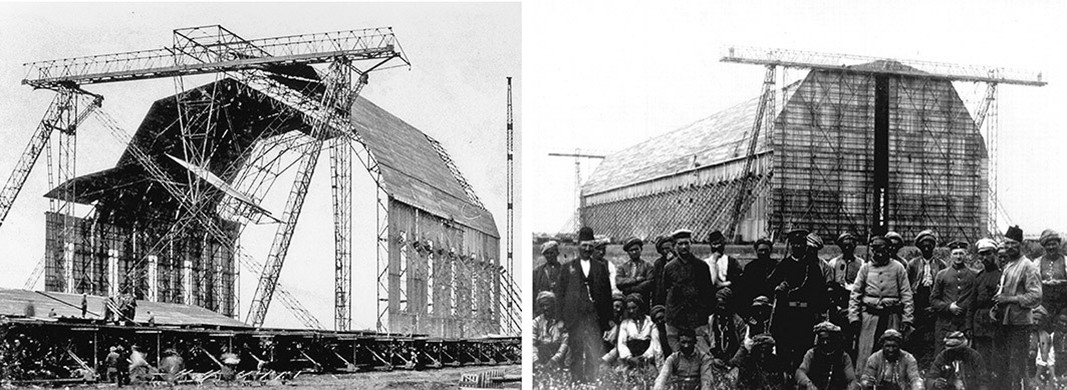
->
[581,65,989,243]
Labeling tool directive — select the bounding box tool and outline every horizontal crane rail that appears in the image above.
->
[721,45,1046,86]
[23,28,408,87]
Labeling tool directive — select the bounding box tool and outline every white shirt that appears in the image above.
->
[705,252,731,287]
[580,258,591,277]
[608,261,620,294]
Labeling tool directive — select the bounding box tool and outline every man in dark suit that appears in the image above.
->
[654,229,715,356]
[556,226,613,383]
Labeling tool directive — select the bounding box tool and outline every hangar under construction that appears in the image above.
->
[0,25,518,383]
[580,47,1045,244]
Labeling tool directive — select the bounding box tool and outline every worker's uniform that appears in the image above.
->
[656,253,715,356]
[994,256,1042,390]
[971,265,1003,387]
[767,254,827,371]
[849,260,914,369]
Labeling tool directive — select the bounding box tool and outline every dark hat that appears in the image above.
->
[753,237,773,250]
[655,235,674,248]
[578,227,595,242]
[678,327,697,339]
[914,229,939,246]
[869,235,889,246]
[836,232,858,246]
[751,334,776,348]
[707,230,725,244]
[623,237,644,251]
[946,241,969,251]
[625,293,645,309]
[671,229,693,240]
[715,287,733,303]
[1005,225,1024,243]
[786,227,810,243]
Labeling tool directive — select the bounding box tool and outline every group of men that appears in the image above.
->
[532,224,1066,390]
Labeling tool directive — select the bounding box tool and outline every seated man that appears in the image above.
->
[731,334,786,390]
[740,296,773,349]
[797,321,857,390]
[602,291,627,365]
[654,328,712,390]
[707,287,745,367]
[859,330,923,390]
[617,293,662,369]
[926,331,988,390]
[532,291,568,370]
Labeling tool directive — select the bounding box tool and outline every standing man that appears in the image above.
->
[971,238,1003,388]
[828,232,864,354]
[533,240,562,317]
[556,227,613,384]
[906,229,946,367]
[593,238,620,294]
[650,235,676,357]
[705,230,742,290]
[929,240,977,358]
[739,237,777,315]
[885,232,908,267]
[617,237,654,299]
[654,229,715,355]
[993,225,1042,390]
[1036,229,1066,319]
[849,235,914,370]
[767,228,827,371]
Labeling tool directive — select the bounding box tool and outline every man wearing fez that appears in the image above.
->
[617,237,654,299]
[993,225,1042,390]
[533,240,562,317]
[739,237,777,315]
[849,235,914,370]
[970,238,1003,386]
[654,229,715,355]
[767,227,827,371]
[705,230,741,291]
[906,229,947,366]
[556,226,613,383]
[828,232,864,355]
[1036,229,1066,318]
[651,235,676,356]
[929,240,976,358]
[885,232,908,267]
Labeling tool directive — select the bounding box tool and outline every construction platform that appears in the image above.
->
[0,288,519,384]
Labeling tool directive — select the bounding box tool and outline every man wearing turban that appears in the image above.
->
[905,229,946,366]
[796,321,857,390]
[1036,229,1066,318]
[533,240,562,317]
[859,330,923,390]
[532,291,568,369]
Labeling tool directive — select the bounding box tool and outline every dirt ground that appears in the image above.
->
[35,365,520,390]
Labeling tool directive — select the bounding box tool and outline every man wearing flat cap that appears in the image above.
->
[705,230,742,291]
[884,232,908,267]
[849,235,914,370]
[616,237,654,300]
[926,331,988,390]
[649,235,676,356]
[906,229,946,366]
[533,240,562,317]
[556,226,613,383]
[993,225,1042,390]
[767,227,828,371]
[930,240,976,358]
[592,238,620,294]
[654,229,715,356]
[970,238,1004,387]
[1036,229,1066,319]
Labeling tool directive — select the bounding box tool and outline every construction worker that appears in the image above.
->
[859,330,923,390]
[650,235,676,356]
[767,227,827,372]
[653,328,712,390]
[617,237,654,299]
[602,291,626,366]
[593,238,619,294]
[738,237,777,316]
[704,230,741,292]
[1036,229,1066,319]
[828,232,863,360]
[849,235,914,370]
[532,291,568,370]
[731,334,787,390]
[617,293,662,371]
[796,321,857,390]
[532,240,562,317]
[993,225,1042,390]
[884,232,907,267]
[906,229,946,367]
[654,229,715,356]
[929,240,976,358]
[971,238,1003,387]
[707,287,744,369]
[555,226,613,384]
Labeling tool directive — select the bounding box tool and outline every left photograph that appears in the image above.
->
[0,3,520,388]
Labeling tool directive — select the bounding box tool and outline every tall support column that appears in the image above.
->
[375,189,390,332]
[330,136,353,331]
[872,75,890,236]
[504,77,515,327]
[984,84,999,236]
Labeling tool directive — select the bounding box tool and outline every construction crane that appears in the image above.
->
[720,45,1045,238]
[11,25,409,330]
[503,77,519,335]
[548,151,606,232]
[725,65,776,242]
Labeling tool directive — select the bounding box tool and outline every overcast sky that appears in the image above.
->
[0,2,520,330]
[524,0,1067,240]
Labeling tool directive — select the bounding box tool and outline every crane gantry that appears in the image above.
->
[6,25,409,330]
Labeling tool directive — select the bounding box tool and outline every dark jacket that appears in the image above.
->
[657,253,715,329]
[532,259,562,316]
[651,253,673,309]
[739,256,777,307]
[971,267,1002,338]
[926,347,988,389]
[556,258,613,331]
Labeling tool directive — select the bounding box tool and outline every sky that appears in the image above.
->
[524,0,1067,240]
[0,2,520,330]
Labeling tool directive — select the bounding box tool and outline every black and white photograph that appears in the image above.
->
[0,2,520,388]
[525,1,1066,389]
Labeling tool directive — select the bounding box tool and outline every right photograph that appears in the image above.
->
[526,1,1065,389]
